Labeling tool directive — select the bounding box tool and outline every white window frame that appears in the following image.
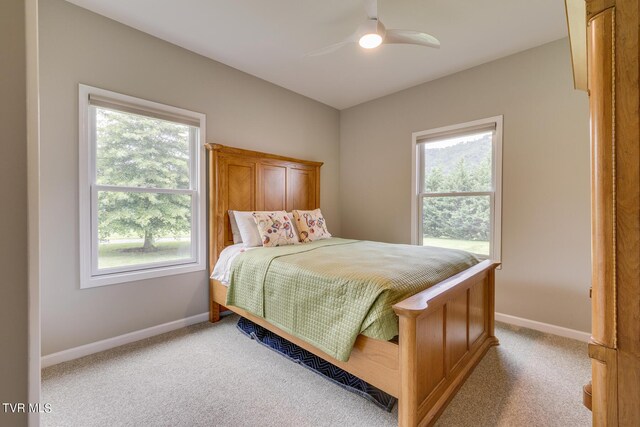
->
[411,116,503,262]
[79,84,207,288]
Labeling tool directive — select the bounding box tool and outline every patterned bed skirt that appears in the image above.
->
[236,316,396,412]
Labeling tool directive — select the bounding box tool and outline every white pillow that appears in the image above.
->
[228,210,242,244]
[233,211,264,247]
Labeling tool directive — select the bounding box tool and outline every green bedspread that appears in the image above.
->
[227,238,479,361]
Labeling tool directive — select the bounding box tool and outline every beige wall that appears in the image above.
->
[39,0,340,355]
[0,0,29,425]
[340,39,591,332]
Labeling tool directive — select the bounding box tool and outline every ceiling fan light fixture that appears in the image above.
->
[359,33,383,49]
[305,1,440,57]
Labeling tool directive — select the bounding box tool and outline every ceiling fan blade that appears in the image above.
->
[364,0,378,19]
[304,29,360,57]
[384,29,441,48]
[304,40,355,57]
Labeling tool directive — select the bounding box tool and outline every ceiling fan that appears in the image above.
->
[306,0,440,56]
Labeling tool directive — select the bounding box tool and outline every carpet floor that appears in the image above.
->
[42,315,592,426]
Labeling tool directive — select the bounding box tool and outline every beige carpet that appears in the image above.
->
[42,315,592,426]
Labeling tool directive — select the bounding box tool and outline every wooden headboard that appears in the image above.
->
[205,144,323,273]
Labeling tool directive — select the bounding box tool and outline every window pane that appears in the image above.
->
[422,195,490,256]
[422,131,492,193]
[95,107,193,189]
[97,191,192,270]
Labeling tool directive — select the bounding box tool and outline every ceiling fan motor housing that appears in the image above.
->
[360,18,387,39]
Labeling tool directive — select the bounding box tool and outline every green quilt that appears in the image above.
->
[227,238,479,361]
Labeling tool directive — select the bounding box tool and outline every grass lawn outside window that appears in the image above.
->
[422,237,489,257]
[98,239,191,269]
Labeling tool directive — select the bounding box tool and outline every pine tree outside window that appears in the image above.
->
[411,117,503,261]
[79,85,206,288]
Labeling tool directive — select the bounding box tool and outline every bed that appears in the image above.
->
[206,143,499,427]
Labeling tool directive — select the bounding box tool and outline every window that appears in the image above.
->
[411,116,502,261]
[79,85,206,288]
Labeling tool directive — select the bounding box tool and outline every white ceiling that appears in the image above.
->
[65,0,568,109]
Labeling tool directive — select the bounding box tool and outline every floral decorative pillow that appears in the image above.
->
[252,211,299,247]
[286,212,301,242]
[292,209,332,243]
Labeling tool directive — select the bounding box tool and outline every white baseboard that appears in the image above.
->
[495,312,591,343]
[41,312,209,368]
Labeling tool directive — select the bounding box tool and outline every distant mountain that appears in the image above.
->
[424,134,492,175]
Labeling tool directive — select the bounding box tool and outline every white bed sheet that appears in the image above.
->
[210,243,257,285]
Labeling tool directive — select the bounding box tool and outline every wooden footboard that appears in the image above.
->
[393,260,500,426]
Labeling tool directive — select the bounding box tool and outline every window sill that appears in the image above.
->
[81,262,206,289]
